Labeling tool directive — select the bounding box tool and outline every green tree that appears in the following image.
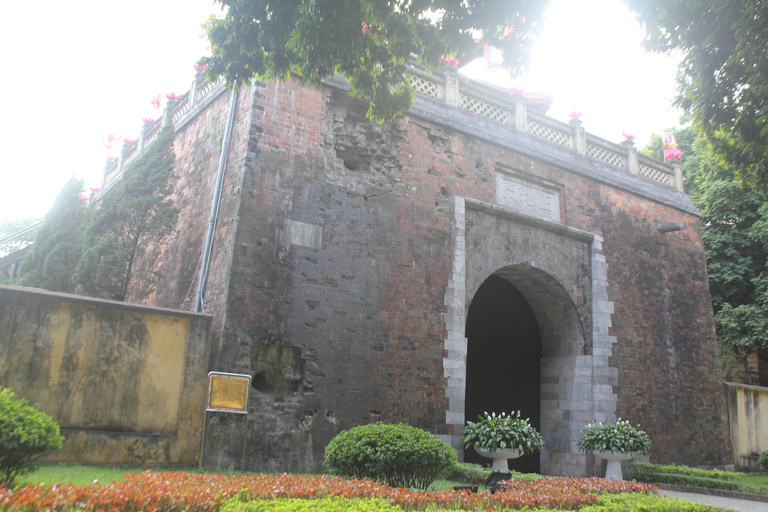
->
[0,217,43,258]
[74,127,179,301]
[200,0,549,122]
[13,179,86,293]
[669,128,768,382]
[627,1,768,189]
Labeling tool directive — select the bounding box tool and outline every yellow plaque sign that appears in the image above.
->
[207,372,251,413]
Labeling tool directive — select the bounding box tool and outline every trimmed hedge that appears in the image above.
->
[629,462,741,490]
[324,422,457,490]
[0,388,63,487]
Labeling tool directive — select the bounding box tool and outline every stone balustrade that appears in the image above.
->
[102,66,684,193]
[409,66,684,191]
[101,71,226,192]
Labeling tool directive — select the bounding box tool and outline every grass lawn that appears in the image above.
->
[15,464,142,488]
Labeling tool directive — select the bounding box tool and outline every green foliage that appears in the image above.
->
[324,422,457,490]
[13,179,86,293]
[627,1,768,190]
[462,411,543,455]
[200,1,549,122]
[581,492,723,512]
[221,498,404,512]
[758,451,768,472]
[669,127,768,380]
[0,388,64,488]
[629,463,742,491]
[577,419,651,456]
[74,127,179,301]
[440,462,488,486]
[0,217,43,258]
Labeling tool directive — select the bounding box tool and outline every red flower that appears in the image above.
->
[442,56,460,67]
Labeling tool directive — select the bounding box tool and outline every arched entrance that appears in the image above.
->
[465,274,542,473]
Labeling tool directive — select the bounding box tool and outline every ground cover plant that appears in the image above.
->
[0,471,660,511]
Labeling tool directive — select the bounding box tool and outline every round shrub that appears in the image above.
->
[324,422,457,490]
[0,387,64,487]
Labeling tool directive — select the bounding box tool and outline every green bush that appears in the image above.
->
[757,450,768,471]
[0,387,64,487]
[440,461,489,485]
[580,492,724,511]
[324,422,457,490]
[221,497,406,512]
[629,462,742,490]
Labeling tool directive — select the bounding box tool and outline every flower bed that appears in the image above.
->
[0,471,658,512]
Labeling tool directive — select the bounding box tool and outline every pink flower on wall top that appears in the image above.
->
[664,148,682,160]
[166,92,183,100]
[194,63,208,72]
[568,111,583,119]
[142,117,156,124]
[507,87,524,95]
[622,132,635,140]
[442,56,460,67]
[122,137,136,144]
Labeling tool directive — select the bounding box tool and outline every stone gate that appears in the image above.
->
[98,64,732,474]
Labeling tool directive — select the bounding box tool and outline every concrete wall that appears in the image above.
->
[724,382,768,470]
[0,284,212,466]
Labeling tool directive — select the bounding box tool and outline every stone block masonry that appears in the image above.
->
[114,68,731,473]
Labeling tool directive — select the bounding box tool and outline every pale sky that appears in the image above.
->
[0,0,682,225]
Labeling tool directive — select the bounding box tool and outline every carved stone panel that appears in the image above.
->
[496,169,560,222]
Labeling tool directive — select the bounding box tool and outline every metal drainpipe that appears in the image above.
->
[195,90,238,313]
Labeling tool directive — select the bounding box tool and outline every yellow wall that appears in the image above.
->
[0,284,212,466]
[724,382,768,470]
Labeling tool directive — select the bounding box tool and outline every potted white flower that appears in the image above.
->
[577,419,652,479]
[463,411,543,470]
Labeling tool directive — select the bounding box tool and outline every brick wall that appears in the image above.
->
[130,74,731,473]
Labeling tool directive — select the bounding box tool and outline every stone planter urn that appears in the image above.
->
[595,451,634,480]
[476,447,522,470]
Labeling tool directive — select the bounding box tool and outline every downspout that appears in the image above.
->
[195,90,238,313]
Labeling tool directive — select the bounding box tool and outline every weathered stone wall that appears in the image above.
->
[724,382,768,470]
[0,284,212,466]
[120,72,731,473]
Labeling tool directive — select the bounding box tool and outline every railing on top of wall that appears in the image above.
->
[101,72,226,192]
[409,67,684,192]
[101,66,683,193]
